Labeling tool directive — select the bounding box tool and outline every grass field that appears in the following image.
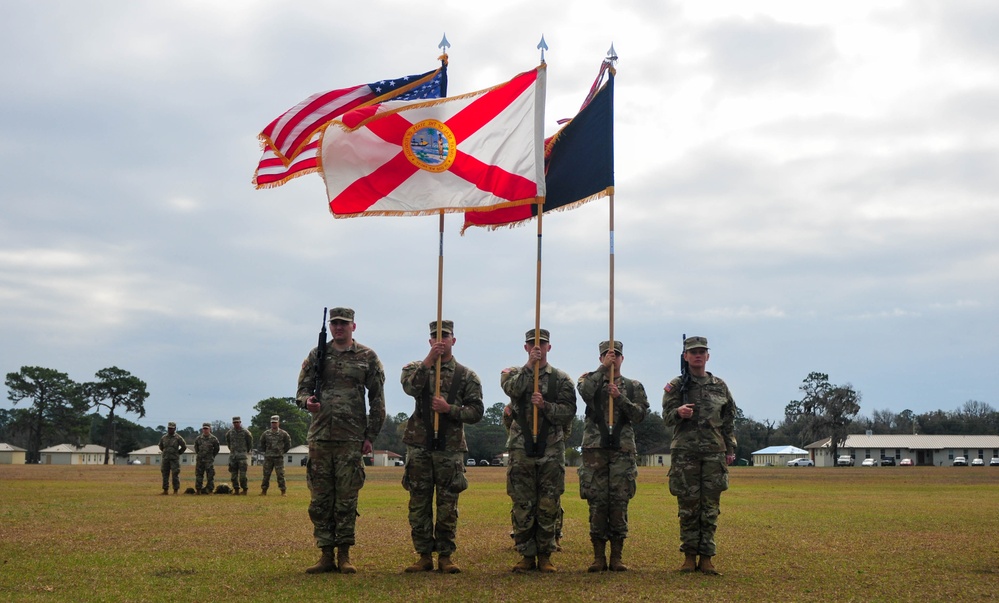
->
[1,463,997,602]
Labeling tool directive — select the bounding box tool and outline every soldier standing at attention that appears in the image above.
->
[193,422,220,494]
[576,340,649,572]
[662,336,737,576]
[226,416,253,495]
[400,320,483,574]
[297,307,386,575]
[501,328,577,573]
[259,415,292,495]
[158,421,187,495]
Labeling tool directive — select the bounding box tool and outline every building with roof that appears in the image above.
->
[0,443,27,464]
[367,449,403,467]
[805,434,999,467]
[639,445,672,467]
[127,445,233,467]
[38,444,117,465]
[751,445,810,467]
[288,445,309,467]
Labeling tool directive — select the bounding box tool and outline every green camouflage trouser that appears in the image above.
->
[261,456,286,491]
[578,448,638,541]
[402,446,468,556]
[229,457,249,491]
[507,446,565,557]
[307,441,366,548]
[668,451,729,556]
[161,458,181,491]
[194,457,215,492]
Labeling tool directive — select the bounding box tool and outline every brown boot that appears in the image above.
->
[260,489,267,496]
[337,545,356,574]
[161,489,169,495]
[404,553,434,573]
[231,488,239,495]
[587,539,607,573]
[511,556,535,573]
[698,555,721,576]
[437,555,460,574]
[679,553,697,573]
[609,539,628,571]
[305,547,337,574]
[173,488,179,495]
[280,488,286,496]
[537,554,556,573]
[240,489,248,496]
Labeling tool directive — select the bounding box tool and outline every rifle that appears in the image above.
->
[312,307,328,400]
[678,333,692,417]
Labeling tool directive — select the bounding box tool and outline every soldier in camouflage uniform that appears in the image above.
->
[259,414,292,495]
[297,307,386,575]
[500,328,576,573]
[225,416,253,495]
[577,340,649,572]
[400,320,483,574]
[193,422,220,494]
[662,336,737,576]
[158,421,187,495]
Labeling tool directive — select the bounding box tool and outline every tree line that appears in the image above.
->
[6,365,996,465]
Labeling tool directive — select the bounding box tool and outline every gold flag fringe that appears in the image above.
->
[252,165,322,190]
[459,187,613,235]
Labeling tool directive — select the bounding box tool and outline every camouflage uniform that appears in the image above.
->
[193,426,220,494]
[662,370,737,558]
[259,424,292,493]
[296,337,385,551]
[158,427,187,493]
[577,350,649,543]
[400,355,483,558]
[501,362,576,559]
[226,422,254,493]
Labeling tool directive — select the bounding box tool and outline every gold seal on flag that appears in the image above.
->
[403,120,456,173]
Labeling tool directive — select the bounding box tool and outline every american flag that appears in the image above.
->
[253,67,445,189]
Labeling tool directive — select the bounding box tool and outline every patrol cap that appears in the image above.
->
[167,421,176,429]
[270,415,280,423]
[430,320,454,336]
[202,422,211,429]
[328,307,355,322]
[525,328,550,343]
[684,336,709,351]
[232,416,241,423]
[599,340,624,355]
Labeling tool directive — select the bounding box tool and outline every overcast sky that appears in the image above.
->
[2,1,997,432]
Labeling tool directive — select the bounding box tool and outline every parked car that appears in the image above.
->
[465,458,476,466]
[899,458,913,466]
[394,460,405,466]
[836,455,854,467]
[971,458,984,466]
[861,458,877,467]
[881,457,896,466]
[953,457,967,466]
[990,457,999,467]
[787,458,814,466]
[130,459,142,465]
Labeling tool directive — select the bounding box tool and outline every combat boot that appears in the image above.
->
[280,488,286,496]
[404,553,434,573]
[305,546,337,574]
[537,554,556,573]
[337,545,356,574]
[161,488,169,496]
[609,539,628,571]
[437,555,460,574]
[173,488,179,495]
[698,555,721,576]
[587,539,607,572]
[240,489,247,495]
[679,553,697,572]
[260,488,267,496]
[231,488,239,495]
[511,555,535,573]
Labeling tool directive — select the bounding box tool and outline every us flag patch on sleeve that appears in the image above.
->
[664,383,673,393]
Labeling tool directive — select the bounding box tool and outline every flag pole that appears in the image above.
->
[531,35,549,446]
[434,210,444,440]
[605,44,618,434]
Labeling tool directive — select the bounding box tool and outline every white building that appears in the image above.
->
[752,445,810,466]
[0,443,27,464]
[368,449,403,467]
[806,434,999,467]
[288,445,309,467]
[38,444,117,465]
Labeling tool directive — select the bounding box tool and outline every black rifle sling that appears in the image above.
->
[419,363,467,451]
[593,377,635,450]
[517,371,557,458]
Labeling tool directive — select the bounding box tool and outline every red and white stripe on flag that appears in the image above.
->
[260,85,373,166]
[320,66,546,217]
[253,141,320,189]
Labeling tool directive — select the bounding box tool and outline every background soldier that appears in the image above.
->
[501,328,577,573]
[577,340,649,572]
[297,307,386,574]
[193,422,220,494]
[226,416,253,495]
[259,414,292,495]
[158,421,186,495]
[400,320,483,574]
[662,336,737,576]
